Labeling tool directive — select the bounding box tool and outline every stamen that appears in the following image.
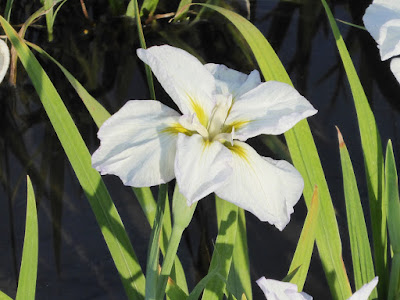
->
[179,114,209,139]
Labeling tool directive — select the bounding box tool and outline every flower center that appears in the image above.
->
[207,94,232,140]
[178,94,234,144]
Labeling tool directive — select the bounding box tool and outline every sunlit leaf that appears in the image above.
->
[320,1,387,296]
[286,186,319,290]
[384,140,400,300]
[201,196,238,299]
[337,128,376,298]
[227,209,252,300]
[15,176,38,300]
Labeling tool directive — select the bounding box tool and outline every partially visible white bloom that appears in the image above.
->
[0,39,10,83]
[348,276,379,300]
[92,45,317,230]
[256,277,312,300]
[257,277,378,300]
[363,0,400,82]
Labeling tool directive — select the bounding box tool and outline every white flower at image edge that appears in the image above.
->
[92,45,317,230]
[0,39,10,84]
[363,0,400,83]
[256,276,379,300]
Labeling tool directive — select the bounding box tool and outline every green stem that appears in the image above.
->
[145,184,168,300]
[156,226,185,300]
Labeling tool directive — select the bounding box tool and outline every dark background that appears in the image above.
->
[0,0,398,298]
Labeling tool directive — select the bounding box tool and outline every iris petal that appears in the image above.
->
[175,134,232,204]
[92,100,180,187]
[137,45,215,126]
[215,141,304,231]
[225,81,317,141]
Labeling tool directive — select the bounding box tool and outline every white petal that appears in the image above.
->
[92,100,181,187]
[205,63,261,98]
[175,134,232,204]
[347,277,378,300]
[256,277,313,300]
[363,0,400,60]
[390,57,400,83]
[0,39,10,84]
[137,45,215,127]
[225,81,317,141]
[215,141,304,230]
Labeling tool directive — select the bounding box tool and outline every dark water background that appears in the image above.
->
[1,0,399,299]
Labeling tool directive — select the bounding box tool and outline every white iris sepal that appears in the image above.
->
[0,39,10,84]
[256,276,378,300]
[363,0,400,83]
[92,45,317,231]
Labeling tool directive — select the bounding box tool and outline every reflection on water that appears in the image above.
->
[0,0,399,298]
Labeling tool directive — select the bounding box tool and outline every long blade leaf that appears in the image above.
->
[337,128,376,297]
[320,1,387,296]
[202,196,238,299]
[15,176,38,300]
[286,186,319,290]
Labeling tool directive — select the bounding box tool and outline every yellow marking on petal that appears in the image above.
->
[225,142,250,164]
[187,94,208,127]
[161,123,194,136]
[223,120,250,133]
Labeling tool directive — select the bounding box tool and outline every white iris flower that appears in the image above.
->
[0,39,10,83]
[256,276,378,300]
[92,45,317,230]
[363,0,400,83]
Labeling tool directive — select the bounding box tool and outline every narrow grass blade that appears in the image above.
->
[15,176,38,300]
[43,0,54,41]
[319,1,387,296]
[129,0,155,100]
[227,209,252,300]
[286,186,319,291]
[337,128,376,297]
[195,4,352,298]
[188,268,222,300]
[4,0,14,21]
[0,291,13,300]
[202,196,238,300]
[145,184,168,300]
[0,17,146,300]
[174,0,192,21]
[140,0,159,17]
[384,141,400,300]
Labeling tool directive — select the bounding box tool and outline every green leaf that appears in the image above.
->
[320,1,387,296]
[174,0,192,21]
[140,0,159,17]
[337,128,376,297]
[226,209,252,300]
[202,196,238,300]
[195,4,352,298]
[384,140,400,300]
[0,290,13,300]
[4,0,14,21]
[0,16,146,300]
[129,0,156,100]
[15,176,38,300]
[156,185,196,300]
[286,186,319,290]
[145,184,168,300]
